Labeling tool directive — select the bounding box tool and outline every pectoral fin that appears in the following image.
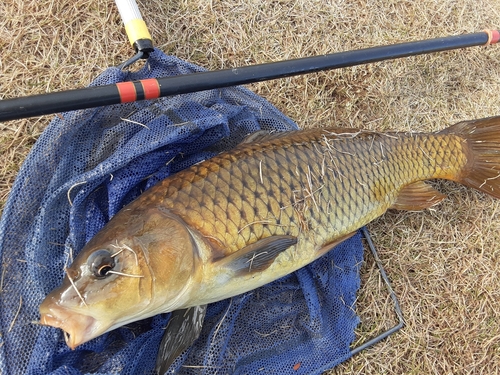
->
[155,305,207,375]
[391,181,446,211]
[217,235,297,276]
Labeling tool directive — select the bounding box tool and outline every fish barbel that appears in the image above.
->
[40,116,500,365]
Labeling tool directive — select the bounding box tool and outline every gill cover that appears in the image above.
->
[39,205,201,349]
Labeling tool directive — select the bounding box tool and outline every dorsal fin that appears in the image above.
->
[391,181,446,211]
[240,130,294,144]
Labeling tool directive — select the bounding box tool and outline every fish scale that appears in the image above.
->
[145,128,467,256]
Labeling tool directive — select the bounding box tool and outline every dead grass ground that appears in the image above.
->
[2,0,500,373]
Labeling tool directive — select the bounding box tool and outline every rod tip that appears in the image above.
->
[484,29,500,45]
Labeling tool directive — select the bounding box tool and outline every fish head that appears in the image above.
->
[40,205,200,349]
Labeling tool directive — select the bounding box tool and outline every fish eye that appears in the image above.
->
[87,249,115,279]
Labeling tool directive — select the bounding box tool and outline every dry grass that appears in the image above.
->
[2,0,500,373]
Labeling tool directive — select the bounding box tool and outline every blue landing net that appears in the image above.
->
[0,50,363,375]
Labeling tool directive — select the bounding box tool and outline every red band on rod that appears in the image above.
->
[141,79,161,100]
[491,30,500,44]
[116,82,137,103]
[484,29,500,45]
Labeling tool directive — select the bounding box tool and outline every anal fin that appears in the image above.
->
[216,235,297,276]
[391,181,446,211]
[317,232,357,258]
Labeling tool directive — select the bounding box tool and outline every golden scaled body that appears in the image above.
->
[138,126,467,257]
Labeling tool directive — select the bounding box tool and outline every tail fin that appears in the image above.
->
[441,116,500,199]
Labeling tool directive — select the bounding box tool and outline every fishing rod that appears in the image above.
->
[0,30,498,122]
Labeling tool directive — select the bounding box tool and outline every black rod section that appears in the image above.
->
[0,31,497,122]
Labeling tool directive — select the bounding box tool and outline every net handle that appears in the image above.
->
[114,0,154,55]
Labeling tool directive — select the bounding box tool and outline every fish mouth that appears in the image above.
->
[39,304,101,349]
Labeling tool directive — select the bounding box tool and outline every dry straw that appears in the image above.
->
[1,0,500,373]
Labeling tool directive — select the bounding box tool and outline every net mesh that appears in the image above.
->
[0,50,363,375]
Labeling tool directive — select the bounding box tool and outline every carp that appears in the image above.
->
[40,116,500,372]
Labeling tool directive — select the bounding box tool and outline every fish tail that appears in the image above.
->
[441,116,500,199]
